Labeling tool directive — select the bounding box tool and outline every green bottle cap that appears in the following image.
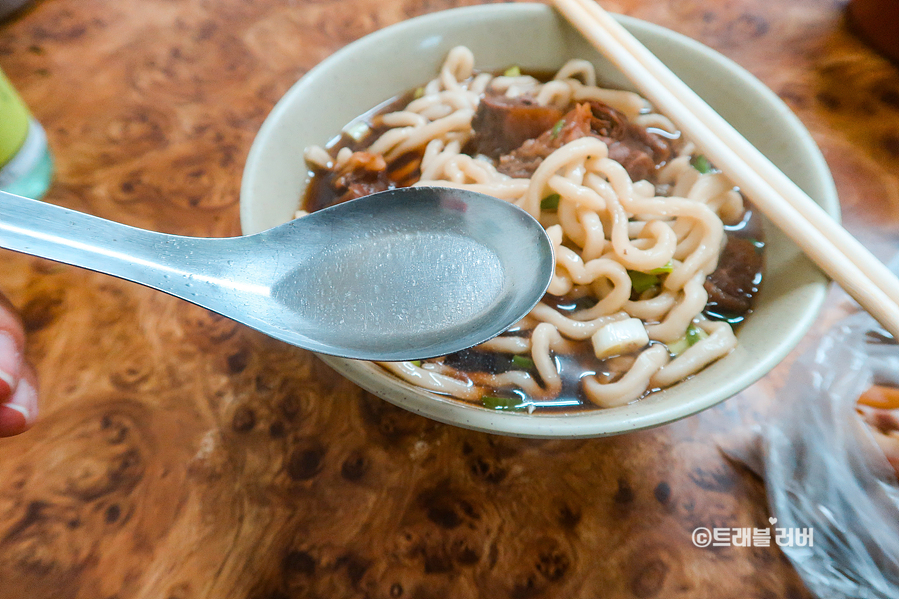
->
[0,69,31,168]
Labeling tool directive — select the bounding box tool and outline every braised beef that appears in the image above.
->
[497,102,594,178]
[331,151,394,204]
[588,101,673,176]
[496,101,673,181]
[314,100,674,208]
[471,94,564,158]
[704,236,763,316]
[606,142,655,181]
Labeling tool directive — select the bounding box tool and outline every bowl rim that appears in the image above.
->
[240,2,840,438]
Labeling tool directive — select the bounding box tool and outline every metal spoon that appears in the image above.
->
[0,187,553,361]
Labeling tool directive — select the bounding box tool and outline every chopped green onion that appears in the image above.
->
[690,154,714,174]
[413,87,425,99]
[648,260,673,275]
[410,360,421,367]
[482,395,524,411]
[591,318,649,359]
[540,193,561,211]
[344,120,370,142]
[668,337,691,356]
[628,270,660,294]
[550,119,565,139]
[669,324,709,356]
[511,355,535,369]
[686,324,708,345]
[503,65,521,77]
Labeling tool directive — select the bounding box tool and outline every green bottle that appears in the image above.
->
[0,68,53,199]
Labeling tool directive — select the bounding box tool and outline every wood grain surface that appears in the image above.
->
[0,0,897,597]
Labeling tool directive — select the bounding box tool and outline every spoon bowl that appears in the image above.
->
[0,187,553,361]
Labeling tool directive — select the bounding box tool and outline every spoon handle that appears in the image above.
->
[0,190,241,306]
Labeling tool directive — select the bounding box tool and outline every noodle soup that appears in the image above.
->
[299,47,763,413]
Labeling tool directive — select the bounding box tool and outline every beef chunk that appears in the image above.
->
[496,101,673,182]
[331,151,393,203]
[704,236,763,316]
[497,102,594,178]
[471,94,565,158]
[588,101,673,181]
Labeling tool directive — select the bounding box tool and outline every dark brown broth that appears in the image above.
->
[303,91,419,213]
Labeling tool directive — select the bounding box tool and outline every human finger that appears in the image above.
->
[0,364,37,437]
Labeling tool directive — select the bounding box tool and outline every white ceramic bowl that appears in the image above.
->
[240,3,839,438]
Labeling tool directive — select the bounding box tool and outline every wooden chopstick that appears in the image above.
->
[552,0,899,339]
[561,0,899,303]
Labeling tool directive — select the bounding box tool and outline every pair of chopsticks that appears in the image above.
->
[552,0,899,339]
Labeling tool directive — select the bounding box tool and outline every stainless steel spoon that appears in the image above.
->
[0,187,553,361]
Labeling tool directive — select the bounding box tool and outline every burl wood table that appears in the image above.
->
[0,0,896,597]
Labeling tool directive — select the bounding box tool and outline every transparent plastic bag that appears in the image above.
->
[728,304,899,598]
